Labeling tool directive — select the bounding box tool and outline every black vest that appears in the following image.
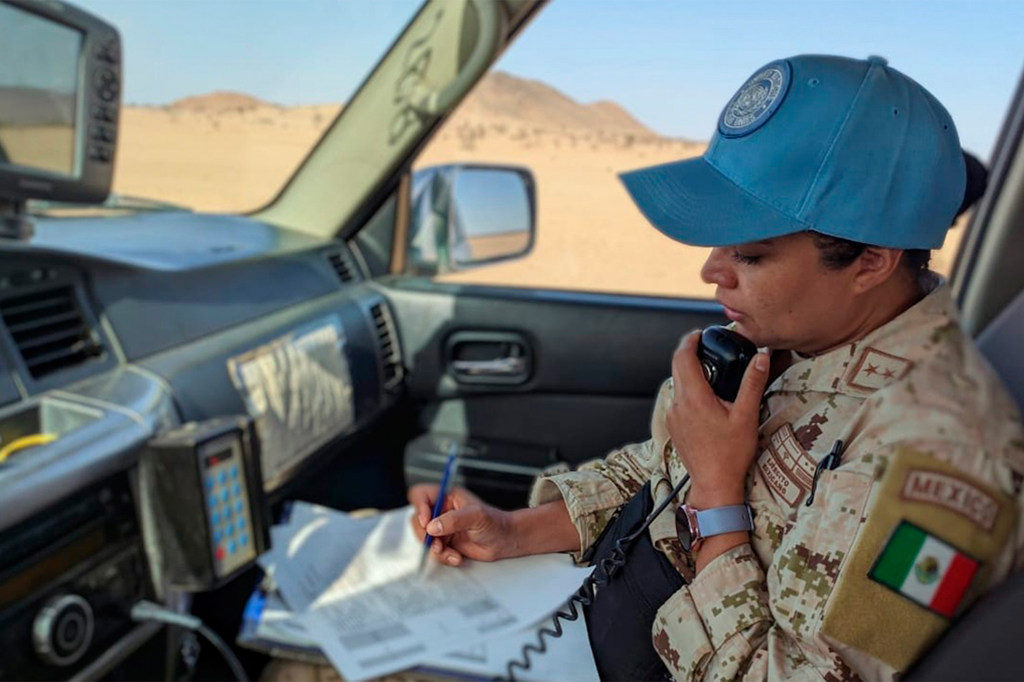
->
[584,483,686,681]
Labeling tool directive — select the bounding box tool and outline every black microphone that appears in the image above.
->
[697,326,758,401]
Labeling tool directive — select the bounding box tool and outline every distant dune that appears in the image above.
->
[109,70,959,298]
[456,71,661,137]
[166,91,277,113]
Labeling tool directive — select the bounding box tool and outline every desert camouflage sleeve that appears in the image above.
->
[651,437,1024,682]
[528,439,659,557]
[528,380,672,557]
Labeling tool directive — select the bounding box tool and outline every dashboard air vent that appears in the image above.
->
[369,302,403,390]
[328,251,358,284]
[0,286,104,379]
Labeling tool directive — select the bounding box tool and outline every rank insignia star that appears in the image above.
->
[847,348,913,391]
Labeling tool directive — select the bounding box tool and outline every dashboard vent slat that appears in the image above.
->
[15,326,86,352]
[1,294,73,318]
[7,310,82,335]
[0,286,104,379]
[328,251,359,284]
[369,302,403,391]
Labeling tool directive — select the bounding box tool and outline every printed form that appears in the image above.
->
[260,502,597,681]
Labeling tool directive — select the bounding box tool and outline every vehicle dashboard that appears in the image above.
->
[0,210,404,679]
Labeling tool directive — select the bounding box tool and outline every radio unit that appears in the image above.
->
[0,473,154,681]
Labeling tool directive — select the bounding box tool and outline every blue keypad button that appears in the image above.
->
[221,489,229,503]
[228,541,236,555]
[224,506,233,520]
[209,494,219,508]
[218,471,227,485]
[211,511,220,525]
[213,529,222,543]
[232,483,241,497]
[238,517,247,530]
[240,533,249,547]
[205,476,215,491]
[235,500,244,514]
[226,523,235,537]
[231,466,239,480]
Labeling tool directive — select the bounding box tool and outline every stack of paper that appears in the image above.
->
[246,502,599,681]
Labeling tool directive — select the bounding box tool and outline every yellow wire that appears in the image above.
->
[0,433,58,463]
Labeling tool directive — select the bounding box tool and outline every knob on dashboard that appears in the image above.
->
[32,594,94,666]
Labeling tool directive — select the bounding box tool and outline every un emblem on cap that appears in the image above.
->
[718,60,792,138]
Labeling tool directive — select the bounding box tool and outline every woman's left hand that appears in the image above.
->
[666,330,771,507]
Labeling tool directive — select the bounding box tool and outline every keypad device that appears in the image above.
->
[201,440,257,577]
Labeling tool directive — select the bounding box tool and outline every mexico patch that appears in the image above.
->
[822,447,1013,670]
[869,521,979,618]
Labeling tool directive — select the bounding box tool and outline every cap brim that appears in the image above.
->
[619,157,808,247]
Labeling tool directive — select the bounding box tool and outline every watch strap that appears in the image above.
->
[694,504,754,538]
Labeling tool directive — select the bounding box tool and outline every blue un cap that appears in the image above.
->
[620,55,967,250]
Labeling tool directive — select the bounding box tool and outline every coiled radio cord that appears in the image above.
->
[503,473,690,681]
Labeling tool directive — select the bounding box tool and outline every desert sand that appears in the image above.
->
[110,72,965,299]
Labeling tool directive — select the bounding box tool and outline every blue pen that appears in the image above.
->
[420,442,459,573]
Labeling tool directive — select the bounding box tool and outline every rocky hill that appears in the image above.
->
[146,71,671,140]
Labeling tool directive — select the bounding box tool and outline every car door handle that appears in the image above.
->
[445,331,532,385]
[451,356,527,377]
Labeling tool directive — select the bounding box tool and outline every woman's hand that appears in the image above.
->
[408,484,514,565]
[666,330,770,507]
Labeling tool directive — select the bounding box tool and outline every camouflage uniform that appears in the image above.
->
[530,275,1024,680]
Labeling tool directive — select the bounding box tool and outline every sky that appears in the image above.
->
[71,0,1024,158]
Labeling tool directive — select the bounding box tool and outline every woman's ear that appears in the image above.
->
[851,246,904,294]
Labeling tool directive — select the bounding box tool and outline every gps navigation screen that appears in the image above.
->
[0,3,83,176]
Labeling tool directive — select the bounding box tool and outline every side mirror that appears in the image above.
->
[407,164,535,276]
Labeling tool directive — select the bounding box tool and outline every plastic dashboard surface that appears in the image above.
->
[0,211,402,531]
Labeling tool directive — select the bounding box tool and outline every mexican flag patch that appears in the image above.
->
[869,521,979,618]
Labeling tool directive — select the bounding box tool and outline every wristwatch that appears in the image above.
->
[675,503,755,553]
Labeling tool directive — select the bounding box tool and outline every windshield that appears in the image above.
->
[26,0,1023,306]
[65,0,423,215]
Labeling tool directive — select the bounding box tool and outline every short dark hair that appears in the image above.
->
[808,231,931,276]
[809,150,985,281]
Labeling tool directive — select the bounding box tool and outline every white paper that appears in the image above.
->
[261,502,597,681]
[421,609,598,681]
[261,502,378,612]
[251,590,598,681]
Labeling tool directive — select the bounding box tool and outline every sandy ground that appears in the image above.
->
[111,94,965,300]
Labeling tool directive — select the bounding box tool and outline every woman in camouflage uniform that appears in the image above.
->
[412,54,1024,680]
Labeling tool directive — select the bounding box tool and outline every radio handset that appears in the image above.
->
[505,327,755,678]
[697,326,758,401]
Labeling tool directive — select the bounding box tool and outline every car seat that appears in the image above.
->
[906,289,1024,680]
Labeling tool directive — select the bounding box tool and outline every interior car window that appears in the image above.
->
[415,0,1024,299]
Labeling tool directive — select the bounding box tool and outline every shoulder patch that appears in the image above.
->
[822,447,1015,671]
[869,521,979,618]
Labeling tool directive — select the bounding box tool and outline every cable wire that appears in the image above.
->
[197,623,249,682]
[131,600,249,682]
[502,474,690,681]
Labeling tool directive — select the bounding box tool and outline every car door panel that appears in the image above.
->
[381,278,725,505]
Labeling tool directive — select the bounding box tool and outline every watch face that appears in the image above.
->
[675,504,698,552]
